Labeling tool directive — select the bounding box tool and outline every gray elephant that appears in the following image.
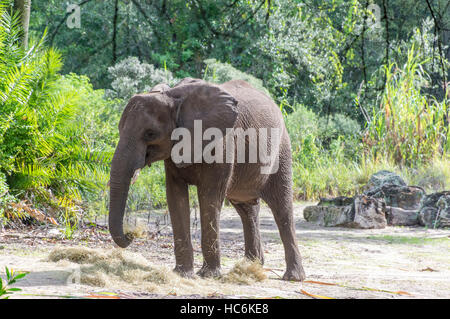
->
[108,77,305,281]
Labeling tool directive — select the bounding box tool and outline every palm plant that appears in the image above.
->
[0,1,112,222]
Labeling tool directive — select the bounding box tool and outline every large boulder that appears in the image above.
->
[303,195,387,229]
[418,191,450,228]
[418,207,439,228]
[366,170,406,191]
[364,171,424,226]
[385,207,419,226]
[366,185,425,211]
[303,205,352,227]
[347,195,387,229]
[303,196,354,227]
[436,195,450,228]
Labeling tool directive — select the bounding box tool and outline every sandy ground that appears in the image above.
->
[0,202,449,299]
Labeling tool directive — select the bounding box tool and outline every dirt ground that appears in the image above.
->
[1,202,449,299]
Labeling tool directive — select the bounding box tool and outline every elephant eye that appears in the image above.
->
[144,130,156,140]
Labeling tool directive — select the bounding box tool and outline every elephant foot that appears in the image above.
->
[173,265,194,278]
[197,264,221,278]
[282,265,306,282]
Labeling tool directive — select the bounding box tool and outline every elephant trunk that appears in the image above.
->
[108,139,141,248]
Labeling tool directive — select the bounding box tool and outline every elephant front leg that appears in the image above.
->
[165,164,194,277]
[196,186,225,278]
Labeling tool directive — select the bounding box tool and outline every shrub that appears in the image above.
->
[106,57,179,100]
[203,58,271,96]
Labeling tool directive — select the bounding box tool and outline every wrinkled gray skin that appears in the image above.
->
[109,77,305,281]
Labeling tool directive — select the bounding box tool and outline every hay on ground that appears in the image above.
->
[222,259,267,285]
[48,247,269,295]
[47,247,174,290]
[48,247,108,264]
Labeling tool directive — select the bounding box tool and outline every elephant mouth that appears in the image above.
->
[145,149,152,167]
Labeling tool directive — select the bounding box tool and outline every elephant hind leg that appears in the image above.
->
[261,164,305,281]
[231,200,264,264]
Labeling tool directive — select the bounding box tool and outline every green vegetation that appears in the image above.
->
[0,0,449,227]
[0,267,28,298]
[0,2,114,224]
[365,45,449,166]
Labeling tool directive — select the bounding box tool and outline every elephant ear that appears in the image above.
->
[166,82,238,167]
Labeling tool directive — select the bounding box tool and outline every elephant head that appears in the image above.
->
[108,80,238,248]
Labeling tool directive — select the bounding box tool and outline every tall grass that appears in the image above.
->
[364,45,449,166]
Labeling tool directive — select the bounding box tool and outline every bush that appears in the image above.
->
[203,59,271,96]
[106,57,179,100]
[285,104,365,199]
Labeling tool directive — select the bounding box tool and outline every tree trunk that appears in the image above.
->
[13,0,32,49]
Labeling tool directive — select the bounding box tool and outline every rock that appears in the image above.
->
[303,205,352,227]
[366,170,406,191]
[347,195,387,229]
[436,195,450,228]
[418,191,450,228]
[364,174,424,226]
[419,191,449,208]
[386,206,419,226]
[418,207,439,228]
[303,170,446,229]
[318,196,354,207]
[304,195,387,229]
[366,185,425,211]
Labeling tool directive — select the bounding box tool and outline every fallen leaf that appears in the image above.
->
[300,289,335,299]
[361,286,413,296]
[396,291,413,296]
[420,267,438,272]
[304,280,337,286]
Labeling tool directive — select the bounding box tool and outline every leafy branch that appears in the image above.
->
[0,266,29,299]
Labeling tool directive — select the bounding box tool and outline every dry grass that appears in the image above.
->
[222,259,267,285]
[48,247,108,264]
[46,247,268,295]
[47,247,178,291]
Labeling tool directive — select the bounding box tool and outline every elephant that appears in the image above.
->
[108,77,306,281]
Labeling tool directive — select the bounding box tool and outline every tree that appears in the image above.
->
[13,0,31,48]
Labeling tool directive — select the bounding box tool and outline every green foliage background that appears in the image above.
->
[0,0,449,225]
